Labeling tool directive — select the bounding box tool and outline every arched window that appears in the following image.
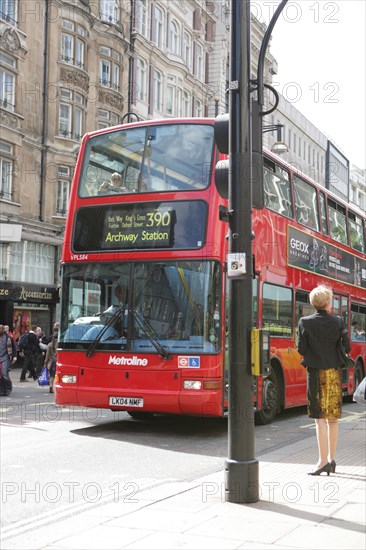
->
[183,32,191,68]
[169,20,180,54]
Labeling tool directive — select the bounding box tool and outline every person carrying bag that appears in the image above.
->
[44,331,58,394]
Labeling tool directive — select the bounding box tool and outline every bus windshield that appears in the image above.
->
[79,123,214,197]
[59,260,222,354]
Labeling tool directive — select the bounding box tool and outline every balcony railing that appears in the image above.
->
[0,98,15,111]
[61,56,86,71]
[58,129,83,140]
[0,11,17,26]
[99,79,120,92]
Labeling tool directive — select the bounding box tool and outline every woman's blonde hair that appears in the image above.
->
[309,285,333,310]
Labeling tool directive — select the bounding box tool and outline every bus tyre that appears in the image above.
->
[354,362,364,395]
[127,411,154,420]
[255,369,279,425]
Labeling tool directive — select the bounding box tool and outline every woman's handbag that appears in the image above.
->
[353,377,366,404]
[337,320,355,369]
[38,366,50,386]
[337,337,355,368]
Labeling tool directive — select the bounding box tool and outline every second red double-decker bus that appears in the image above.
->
[55,117,366,424]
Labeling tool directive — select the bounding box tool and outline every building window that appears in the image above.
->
[153,69,162,111]
[0,53,16,111]
[99,47,120,90]
[154,5,164,49]
[194,98,202,117]
[183,32,191,68]
[166,75,175,116]
[0,141,13,200]
[100,0,120,24]
[182,90,190,117]
[97,109,119,129]
[0,0,17,25]
[57,166,71,216]
[0,241,55,284]
[136,58,146,101]
[194,43,203,80]
[58,89,85,140]
[61,21,86,70]
[169,19,180,54]
[136,0,148,38]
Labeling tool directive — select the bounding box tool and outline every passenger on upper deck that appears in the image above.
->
[99,172,128,194]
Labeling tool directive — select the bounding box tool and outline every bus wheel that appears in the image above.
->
[354,362,364,393]
[255,369,279,425]
[127,411,155,420]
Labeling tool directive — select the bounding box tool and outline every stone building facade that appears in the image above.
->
[4,0,356,337]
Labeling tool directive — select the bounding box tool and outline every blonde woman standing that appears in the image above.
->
[297,285,351,476]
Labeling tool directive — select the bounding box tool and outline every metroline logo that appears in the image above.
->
[108,355,148,366]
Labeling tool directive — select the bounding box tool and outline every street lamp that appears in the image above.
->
[263,124,289,155]
[219,0,288,505]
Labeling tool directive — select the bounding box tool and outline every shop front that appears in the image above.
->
[0,282,59,342]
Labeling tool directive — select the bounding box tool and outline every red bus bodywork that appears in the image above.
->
[55,118,366,423]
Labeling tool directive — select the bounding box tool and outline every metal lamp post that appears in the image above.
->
[225,0,288,504]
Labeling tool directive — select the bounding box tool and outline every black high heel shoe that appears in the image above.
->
[308,463,331,476]
[329,460,336,473]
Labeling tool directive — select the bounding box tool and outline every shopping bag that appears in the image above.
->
[353,377,366,405]
[38,366,50,386]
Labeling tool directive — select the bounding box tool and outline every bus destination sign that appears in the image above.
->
[288,226,366,289]
[103,206,174,248]
[73,200,207,252]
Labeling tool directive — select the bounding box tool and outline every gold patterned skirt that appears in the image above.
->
[307,367,342,419]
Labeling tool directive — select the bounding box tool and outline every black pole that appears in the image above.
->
[225,0,258,503]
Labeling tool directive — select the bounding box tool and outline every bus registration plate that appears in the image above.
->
[109,396,144,407]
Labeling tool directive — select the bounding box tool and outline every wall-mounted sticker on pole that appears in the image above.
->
[227,253,246,278]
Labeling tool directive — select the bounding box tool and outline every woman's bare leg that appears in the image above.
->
[327,419,339,462]
[314,419,328,467]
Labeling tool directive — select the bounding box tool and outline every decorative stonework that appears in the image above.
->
[98,88,124,110]
[0,28,21,53]
[60,66,89,92]
[0,109,21,129]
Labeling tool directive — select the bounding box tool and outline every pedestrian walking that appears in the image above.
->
[45,331,58,394]
[297,285,351,476]
[19,325,39,381]
[0,324,17,396]
[35,326,48,376]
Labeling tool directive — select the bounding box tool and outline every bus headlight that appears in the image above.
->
[184,380,202,390]
[61,375,77,384]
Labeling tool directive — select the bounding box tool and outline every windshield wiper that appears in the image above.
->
[86,303,126,357]
[131,309,172,360]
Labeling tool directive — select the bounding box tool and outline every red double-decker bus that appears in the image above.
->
[55,117,366,424]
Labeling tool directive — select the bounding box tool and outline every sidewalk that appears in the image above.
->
[2,407,365,550]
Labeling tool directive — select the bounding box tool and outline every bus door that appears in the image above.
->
[332,293,351,391]
[261,283,302,411]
